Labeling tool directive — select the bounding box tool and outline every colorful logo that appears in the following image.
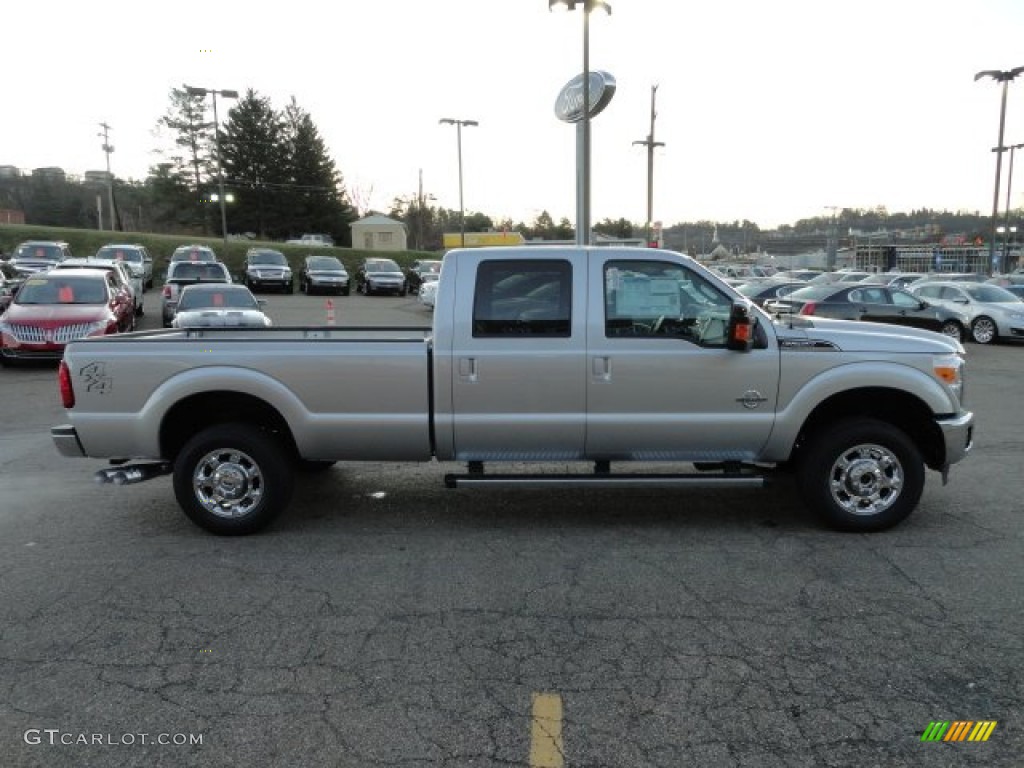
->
[921,721,997,742]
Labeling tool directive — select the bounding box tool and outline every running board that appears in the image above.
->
[444,473,768,490]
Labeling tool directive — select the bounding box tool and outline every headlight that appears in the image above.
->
[933,353,965,401]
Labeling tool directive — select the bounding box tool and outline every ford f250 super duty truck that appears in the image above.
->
[51,247,974,535]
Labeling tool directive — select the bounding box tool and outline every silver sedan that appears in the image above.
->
[909,281,1024,344]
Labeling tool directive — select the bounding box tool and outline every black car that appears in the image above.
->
[734,280,806,307]
[764,283,969,341]
[404,259,442,294]
[243,249,293,293]
[9,240,73,277]
[356,258,406,296]
[299,255,349,296]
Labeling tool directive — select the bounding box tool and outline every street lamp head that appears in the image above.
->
[218,90,239,100]
[975,66,1024,82]
[548,0,611,12]
[183,85,207,96]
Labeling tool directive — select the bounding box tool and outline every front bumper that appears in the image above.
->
[310,276,349,289]
[52,425,86,457]
[248,273,292,287]
[937,410,974,470]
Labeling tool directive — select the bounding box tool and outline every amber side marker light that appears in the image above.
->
[58,361,75,408]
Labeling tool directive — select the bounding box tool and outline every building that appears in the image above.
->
[442,231,525,249]
[349,214,408,252]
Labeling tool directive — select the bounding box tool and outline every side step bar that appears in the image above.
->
[444,472,768,490]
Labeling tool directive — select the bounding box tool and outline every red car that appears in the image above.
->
[0,269,135,365]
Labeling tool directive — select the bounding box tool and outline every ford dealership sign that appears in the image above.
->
[554,71,616,123]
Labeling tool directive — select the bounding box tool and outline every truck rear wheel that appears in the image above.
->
[797,419,924,532]
[173,423,293,535]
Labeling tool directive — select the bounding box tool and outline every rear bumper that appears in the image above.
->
[2,345,65,361]
[52,425,86,457]
[937,410,974,468]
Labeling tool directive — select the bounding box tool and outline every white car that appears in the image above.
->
[418,277,439,309]
[910,281,1024,344]
[172,284,271,328]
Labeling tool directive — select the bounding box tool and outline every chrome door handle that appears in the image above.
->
[459,357,478,381]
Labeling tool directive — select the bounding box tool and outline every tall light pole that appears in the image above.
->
[439,118,478,248]
[632,84,665,245]
[975,67,1024,274]
[184,84,238,246]
[98,122,115,231]
[1000,142,1024,269]
[550,0,612,246]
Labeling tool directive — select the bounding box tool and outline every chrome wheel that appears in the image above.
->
[192,448,264,519]
[971,316,997,344]
[828,443,903,517]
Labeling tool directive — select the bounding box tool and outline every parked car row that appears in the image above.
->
[748,267,1024,344]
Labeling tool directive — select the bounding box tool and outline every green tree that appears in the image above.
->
[281,97,357,245]
[219,89,288,238]
[594,217,635,239]
[152,87,214,230]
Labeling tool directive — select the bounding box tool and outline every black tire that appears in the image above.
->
[939,320,964,343]
[971,316,997,345]
[173,423,294,535]
[797,418,924,532]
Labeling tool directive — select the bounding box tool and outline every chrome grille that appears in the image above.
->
[7,323,97,344]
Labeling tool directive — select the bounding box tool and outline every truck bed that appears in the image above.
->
[62,326,435,462]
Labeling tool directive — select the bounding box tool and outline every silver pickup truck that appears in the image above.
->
[52,247,973,535]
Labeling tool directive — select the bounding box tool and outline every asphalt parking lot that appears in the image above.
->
[1,291,1022,767]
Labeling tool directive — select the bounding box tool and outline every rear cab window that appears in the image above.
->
[472,260,572,337]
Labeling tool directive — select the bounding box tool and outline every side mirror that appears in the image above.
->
[726,301,755,352]
[918,300,929,310]
[954,297,969,304]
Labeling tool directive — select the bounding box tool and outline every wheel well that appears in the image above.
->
[160,391,297,463]
[792,388,945,470]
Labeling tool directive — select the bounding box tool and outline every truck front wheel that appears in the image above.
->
[173,423,293,535]
[797,419,924,532]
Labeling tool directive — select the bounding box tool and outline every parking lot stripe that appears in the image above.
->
[530,692,564,768]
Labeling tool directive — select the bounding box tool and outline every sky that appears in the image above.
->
[3,0,1024,230]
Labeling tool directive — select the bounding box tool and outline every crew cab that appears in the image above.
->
[52,247,973,536]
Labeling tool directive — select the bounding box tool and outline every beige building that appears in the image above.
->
[350,214,408,252]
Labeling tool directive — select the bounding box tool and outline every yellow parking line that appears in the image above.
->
[530,692,564,768]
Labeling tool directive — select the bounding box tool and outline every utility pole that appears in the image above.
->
[632,85,665,245]
[824,205,840,269]
[98,122,116,231]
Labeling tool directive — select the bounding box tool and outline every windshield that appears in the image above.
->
[308,257,343,270]
[171,247,217,262]
[15,276,107,305]
[178,287,259,311]
[13,243,63,262]
[367,260,401,273]
[97,247,143,263]
[249,251,287,265]
[170,263,229,281]
[965,285,1021,303]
